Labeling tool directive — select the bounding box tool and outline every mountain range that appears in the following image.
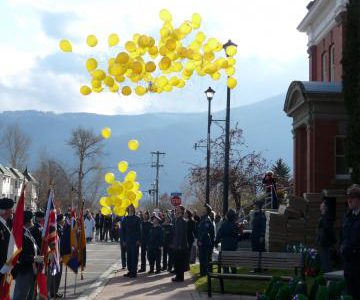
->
[0,94,292,195]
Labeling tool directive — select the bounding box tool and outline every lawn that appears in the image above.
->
[190,264,295,296]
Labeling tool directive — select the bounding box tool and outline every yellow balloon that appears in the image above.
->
[125,41,137,52]
[86,58,98,72]
[125,170,137,182]
[91,79,101,89]
[148,46,158,56]
[126,190,137,202]
[122,86,132,96]
[114,206,126,216]
[92,69,106,81]
[121,198,130,208]
[115,52,130,64]
[227,77,237,89]
[104,76,115,87]
[99,197,108,207]
[118,161,129,173]
[128,139,139,151]
[80,85,91,96]
[135,191,143,201]
[225,66,235,76]
[159,57,171,70]
[110,83,119,93]
[132,199,139,208]
[108,33,120,47]
[101,127,112,139]
[101,206,112,216]
[226,45,237,57]
[135,86,147,96]
[159,9,172,22]
[132,182,140,191]
[105,172,115,184]
[86,35,98,47]
[124,181,134,191]
[59,39,72,52]
[145,61,156,73]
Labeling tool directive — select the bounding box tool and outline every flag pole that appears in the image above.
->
[64,265,68,298]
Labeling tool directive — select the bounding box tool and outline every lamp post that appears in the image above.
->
[222,39,237,216]
[204,87,215,204]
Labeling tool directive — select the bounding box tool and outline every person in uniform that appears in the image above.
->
[30,210,45,250]
[139,211,152,273]
[0,198,14,285]
[13,210,43,300]
[119,217,127,270]
[122,204,141,278]
[341,184,360,300]
[162,214,174,272]
[215,209,240,273]
[172,205,188,282]
[147,215,163,274]
[197,203,215,277]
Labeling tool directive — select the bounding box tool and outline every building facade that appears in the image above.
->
[284,0,350,198]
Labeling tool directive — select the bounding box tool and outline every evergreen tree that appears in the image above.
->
[343,0,360,182]
[271,158,291,186]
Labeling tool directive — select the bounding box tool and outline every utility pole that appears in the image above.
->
[151,151,165,208]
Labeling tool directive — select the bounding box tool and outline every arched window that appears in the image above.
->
[329,45,335,81]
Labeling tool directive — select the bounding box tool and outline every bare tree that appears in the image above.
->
[67,127,104,208]
[1,123,31,169]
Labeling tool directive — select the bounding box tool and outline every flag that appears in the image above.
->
[271,184,279,210]
[0,184,26,300]
[78,201,86,279]
[62,209,79,274]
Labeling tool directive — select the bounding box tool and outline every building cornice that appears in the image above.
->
[298,0,348,46]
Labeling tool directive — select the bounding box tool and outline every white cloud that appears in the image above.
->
[1,0,311,114]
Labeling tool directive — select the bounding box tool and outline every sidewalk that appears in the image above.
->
[93,268,256,300]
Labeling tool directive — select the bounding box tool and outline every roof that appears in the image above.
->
[0,164,14,178]
[299,81,342,94]
[9,167,25,180]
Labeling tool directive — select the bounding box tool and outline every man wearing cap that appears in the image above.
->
[172,205,188,282]
[30,210,45,250]
[139,211,151,273]
[341,184,360,300]
[0,198,15,284]
[13,210,44,300]
[122,204,141,278]
[147,215,163,274]
[197,203,215,277]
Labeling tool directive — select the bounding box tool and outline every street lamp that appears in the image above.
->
[222,39,237,216]
[204,87,215,204]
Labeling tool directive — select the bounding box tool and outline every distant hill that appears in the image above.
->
[0,94,292,194]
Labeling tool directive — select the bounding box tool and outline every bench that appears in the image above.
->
[207,250,304,297]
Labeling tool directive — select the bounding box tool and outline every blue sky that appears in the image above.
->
[0,0,309,115]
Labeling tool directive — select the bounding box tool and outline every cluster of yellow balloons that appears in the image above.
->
[59,9,237,97]
[99,128,142,217]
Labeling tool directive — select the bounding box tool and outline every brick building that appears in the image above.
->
[284,0,350,203]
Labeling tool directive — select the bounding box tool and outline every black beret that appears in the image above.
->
[347,184,360,198]
[35,211,45,218]
[0,198,14,209]
[57,214,64,222]
[24,210,33,222]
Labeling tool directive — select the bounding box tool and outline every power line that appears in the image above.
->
[151,151,166,208]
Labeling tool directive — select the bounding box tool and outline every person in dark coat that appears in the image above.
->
[95,212,100,242]
[0,198,14,284]
[251,201,266,253]
[13,210,43,300]
[185,209,196,269]
[139,211,152,272]
[316,200,336,272]
[162,214,174,271]
[341,184,360,300]
[172,205,188,282]
[147,215,163,274]
[215,209,240,274]
[99,213,105,241]
[119,217,126,269]
[197,203,215,277]
[30,210,45,250]
[122,204,141,278]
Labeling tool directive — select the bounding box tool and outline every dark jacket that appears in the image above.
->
[0,219,11,281]
[123,215,141,244]
[57,223,65,257]
[197,216,215,247]
[251,210,266,252]
[216,220,239,251]
[162,224,174,247]
[341,210,360,271]
[173,217,188,250]
[316,214,336,248]
[12,227,39,279]
[95,213,100,229]
[141,221,152,245]
[187,219,196,247]
[30,222,43,250]
[147,226,163,249]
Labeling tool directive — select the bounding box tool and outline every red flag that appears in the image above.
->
[0,184,26,300]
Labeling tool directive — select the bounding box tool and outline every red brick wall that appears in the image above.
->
[309,23,344,82]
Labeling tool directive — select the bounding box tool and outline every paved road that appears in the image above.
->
[59,242,121,299]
